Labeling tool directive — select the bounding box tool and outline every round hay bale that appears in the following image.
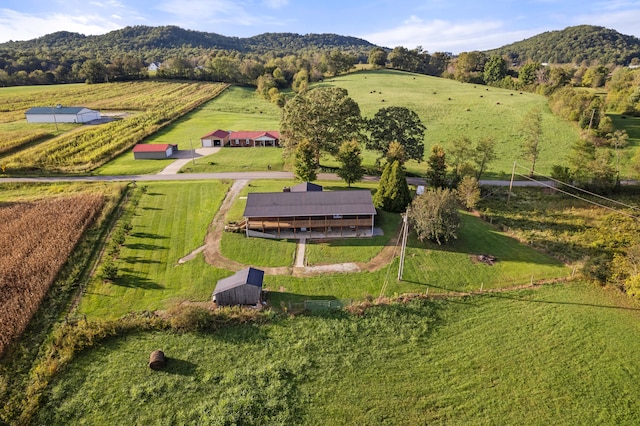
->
[149,350,166,370]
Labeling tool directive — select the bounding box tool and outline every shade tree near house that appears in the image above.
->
[294,139,318,182]
[336,140,364,187]
[280,87,363,159]
[410,187,460,245]
[366,106,426,163]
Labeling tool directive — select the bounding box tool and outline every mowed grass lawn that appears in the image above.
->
[181,146,289,173]
[78,179,569,313]
[95,86,282,175]
[265,211,570,305]
[78,180,232,319]
[37,282,640,424]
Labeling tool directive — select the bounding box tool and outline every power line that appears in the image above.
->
[379,214,407,299]
[513,162,639,211]
[513,171,640,221]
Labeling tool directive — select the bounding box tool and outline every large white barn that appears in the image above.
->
[25,106,101,124]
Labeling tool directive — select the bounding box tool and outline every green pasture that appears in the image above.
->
[323,69,582,177]
[37,282,640,424]
[94,86,281,175]
[78,180,232,319]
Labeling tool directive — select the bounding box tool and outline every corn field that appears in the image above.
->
[0,194,104,356]
[1,81,228,173]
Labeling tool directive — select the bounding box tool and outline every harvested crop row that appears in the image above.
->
[0,194,104,356]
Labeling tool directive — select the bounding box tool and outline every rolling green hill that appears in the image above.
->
[0,25,378,56]
[485,25,640,65]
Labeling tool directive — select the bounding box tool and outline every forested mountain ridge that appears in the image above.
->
[484,25,640,65]
[0,25,378,56]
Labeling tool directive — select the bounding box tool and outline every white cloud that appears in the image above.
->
[154,0,284,30]
[572,8,640,37]
[0,9,122,42]
[362,16,541,53]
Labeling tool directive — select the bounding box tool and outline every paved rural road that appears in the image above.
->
[0,171,554,187]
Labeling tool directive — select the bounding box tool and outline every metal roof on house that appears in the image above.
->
[213,267,264,294]
[132,144,173,153]
[26,107,92,115]
[200,129,230,139]
[229,131,280,140]
[243,190,376,218]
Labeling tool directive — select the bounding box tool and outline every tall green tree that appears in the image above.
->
[410,188,460,245]
[336,140,364,187]
[519,62,541,86]
[520,108,543,176]
[294,139,318,182]
[366,106,426,162]
[80,59,107,84]
[474,137,498,180]
[373,160,411,213]
[281,87,363,158]
[426,144,447,188]
[368,48,387,68]
[483,55,508,84]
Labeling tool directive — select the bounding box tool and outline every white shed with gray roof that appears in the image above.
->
[25,106,101,123]
[212,267,264,306]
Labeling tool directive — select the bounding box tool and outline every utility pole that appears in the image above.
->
[397,210,409,281]
[587,108,596,132]
[507,161,516,204]
[51,105,58,131]
[189,139,196,164]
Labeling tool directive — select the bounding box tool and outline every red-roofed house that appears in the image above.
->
[200,129,230,147]
[132,143,177,160]
[200,129,280,148]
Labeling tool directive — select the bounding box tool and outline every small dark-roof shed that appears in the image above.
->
[213,267,264,306]
[291,182,323,192]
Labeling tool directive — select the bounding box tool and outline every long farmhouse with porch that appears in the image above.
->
[242,183,377,239]
[200,129,280,147]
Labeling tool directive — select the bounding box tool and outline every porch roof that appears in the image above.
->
[244,190,376,218]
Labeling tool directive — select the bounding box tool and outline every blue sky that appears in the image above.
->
[1,0,639,53]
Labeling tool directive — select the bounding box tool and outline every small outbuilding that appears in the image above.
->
[25,106,101,123]
[212,267,264,306]
[290,182,323,192]
[132,143,177,160]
